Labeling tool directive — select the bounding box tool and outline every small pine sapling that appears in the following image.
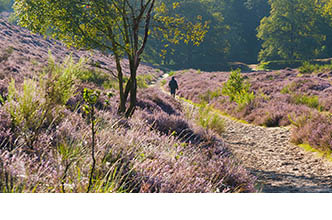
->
[82,88,100,193]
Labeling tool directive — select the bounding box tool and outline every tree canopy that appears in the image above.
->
[14,0,208,117]
[10,0,332,71]
[257,0,326,61]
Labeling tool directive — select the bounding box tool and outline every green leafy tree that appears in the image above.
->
[257,0,326,61]
[317,0,332,58]
[14,0,208,117]
[144,0,270,70]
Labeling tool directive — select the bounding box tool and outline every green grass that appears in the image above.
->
[290,93,323,111]
[298,144,332,162]
[137,74,154,89]
[160,79,167,86]
[178,96,249,125]
[77,69,112,87]
[197,103,225,134]
[198,89,222,103]
[168,71,176,77]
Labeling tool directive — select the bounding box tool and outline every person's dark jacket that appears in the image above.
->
[168,78,178,94]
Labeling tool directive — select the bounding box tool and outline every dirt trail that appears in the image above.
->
[156,76,332,193]
[221,118,332,193]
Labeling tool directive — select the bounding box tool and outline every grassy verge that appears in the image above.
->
[298,144,332,162]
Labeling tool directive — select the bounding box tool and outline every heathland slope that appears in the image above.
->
[0,19,256,192]
[0,18,161,87]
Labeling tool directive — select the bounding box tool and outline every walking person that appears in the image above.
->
[168,76,178,98]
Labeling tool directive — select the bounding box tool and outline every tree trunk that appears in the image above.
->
[115,54,126,115]
[125,59,138,118]
[125,77,137,118]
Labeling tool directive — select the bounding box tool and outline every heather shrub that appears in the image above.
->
[137,88,182,115]
[290,113,332,151]
[0,86,257,193]
[0,46,13,63]
[263,112,284,127]
[142,111,195,140]
[280,80,309,94]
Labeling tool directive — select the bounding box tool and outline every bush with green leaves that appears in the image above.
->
[4,55,81,149]
[299,61,317,74]
[222,69,255,107]
[233,89,255,109]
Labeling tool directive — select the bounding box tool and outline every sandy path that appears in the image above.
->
[219,115,332,192]
[156,75,332,193]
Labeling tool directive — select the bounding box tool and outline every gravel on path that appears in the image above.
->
[221,116,332,193]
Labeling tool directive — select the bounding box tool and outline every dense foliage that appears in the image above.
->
[9,0,332,70]
[145,0,270,70]
[257,0,327,61]
[14,0,208,117]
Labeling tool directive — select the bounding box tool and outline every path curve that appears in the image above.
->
[155,74,332,193]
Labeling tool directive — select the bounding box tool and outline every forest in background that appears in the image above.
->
[0,0,332,70]
[3,0,332,71]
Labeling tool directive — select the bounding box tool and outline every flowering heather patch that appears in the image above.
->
[291,113,332,151]
[0,57,256,192]
[171,67,332,151]
[0,108,11,149]
[0,18,164,85]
